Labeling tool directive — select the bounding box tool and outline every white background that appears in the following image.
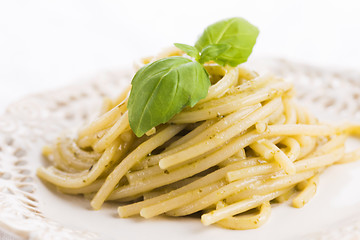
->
[0,0,360,114]
[0,1,359,239]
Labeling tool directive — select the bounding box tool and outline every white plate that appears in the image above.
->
[1,59,360,240]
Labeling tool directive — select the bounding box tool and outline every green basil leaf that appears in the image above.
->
[174,43,200,60]
[128,56,210,137]
[195,17,259,67]
[199,43,230,64]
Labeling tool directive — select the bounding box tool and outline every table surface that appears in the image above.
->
[0,0,359,239]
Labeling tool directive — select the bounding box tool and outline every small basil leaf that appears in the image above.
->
[174,43,200,60]
[128,56,210,137]
[199,43,230,64]
[195,17,259,67]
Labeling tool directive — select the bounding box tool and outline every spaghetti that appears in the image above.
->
[37,48,360,230]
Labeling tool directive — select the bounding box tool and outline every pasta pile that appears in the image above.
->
[37,49,360,230]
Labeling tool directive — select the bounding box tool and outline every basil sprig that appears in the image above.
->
[173,43,200,60]
[128,17,259,137]
[128,57,209,136]
[195,17,259,67]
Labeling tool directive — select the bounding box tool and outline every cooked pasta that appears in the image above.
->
[37,47,360,230]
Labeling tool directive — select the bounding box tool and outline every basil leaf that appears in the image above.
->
[199,43,230,64]
[174,43,200,60]
[195,17,259,67]
[128,56,210,137]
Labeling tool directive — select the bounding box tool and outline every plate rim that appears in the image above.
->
[1,58,360,240]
